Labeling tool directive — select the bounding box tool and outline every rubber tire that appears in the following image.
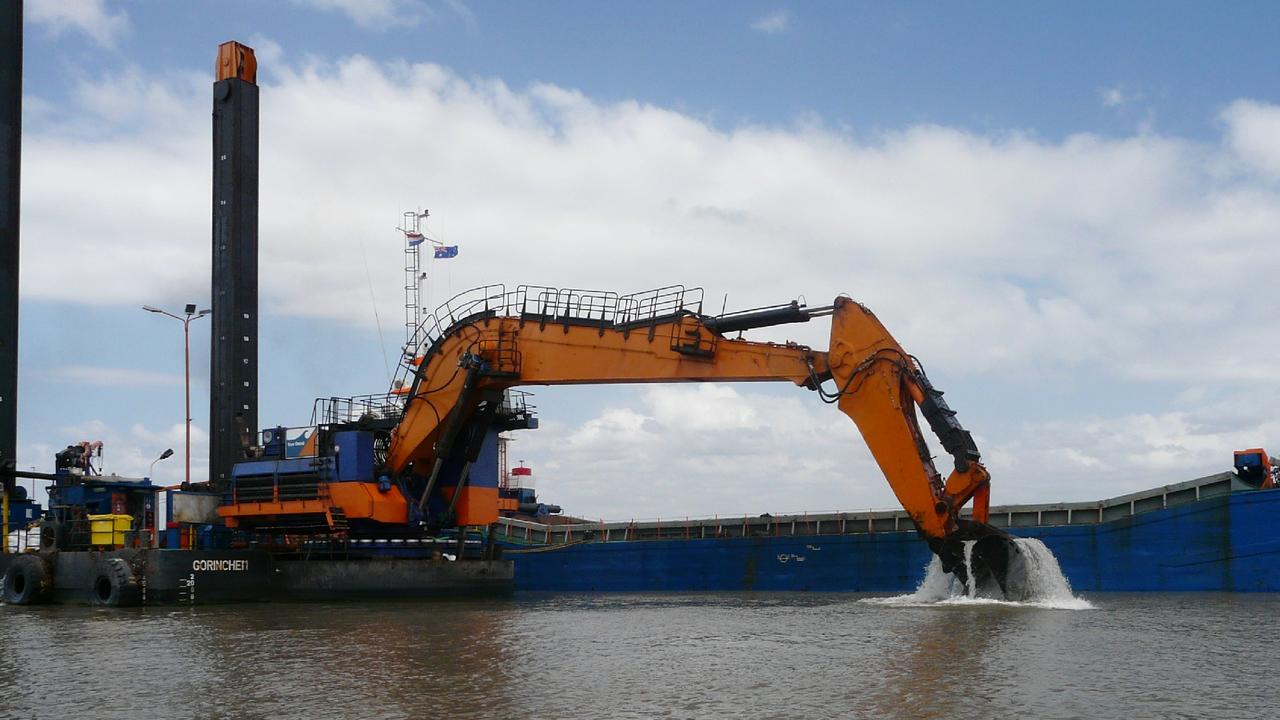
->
[3,554,52,605]
[90,557,142,607]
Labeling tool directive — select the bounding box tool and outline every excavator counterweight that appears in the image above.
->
[384,285,1029,598]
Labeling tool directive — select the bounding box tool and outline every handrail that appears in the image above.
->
[311,394,404,427]
[389,283,706,399]
[494,471,1253,546]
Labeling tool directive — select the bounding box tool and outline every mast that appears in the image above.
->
[401,209,428,350]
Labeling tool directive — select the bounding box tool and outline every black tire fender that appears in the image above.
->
[38,521,66,551]
[90,557,141,607]
[3,554,53,605]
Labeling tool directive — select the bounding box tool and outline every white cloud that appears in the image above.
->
[41,366,185,388]
[1222,99,1280,178]
[1099,85,1139,108]
[521,385,886,520]
[248,34,286,70]
[26,0,128,48]
[20,55,1280,391]
[13,420,202,534]
[985,407,1280,504]
[442,0,475,24]
[42,420,208,485]
[19,48,1280,518]
[520,384,1278,520]
[291,0,430,29]
[751,9,790,34]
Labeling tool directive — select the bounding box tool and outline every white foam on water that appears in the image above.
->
[862,538,1095,610]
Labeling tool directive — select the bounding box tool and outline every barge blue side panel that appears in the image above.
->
[1228,491,1280,591]
[1025,492,1279,591]
[510,489,1280,592]
[512,534,934,592]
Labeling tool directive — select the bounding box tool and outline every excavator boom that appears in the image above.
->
[387,285,1027,597]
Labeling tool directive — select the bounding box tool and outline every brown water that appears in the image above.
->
[0,593,1274,719]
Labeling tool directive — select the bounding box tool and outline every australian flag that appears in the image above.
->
[434,245,459,259]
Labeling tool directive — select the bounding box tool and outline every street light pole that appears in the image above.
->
[184,313,192,484]
[143,304,210,485]
[149,448,174,479]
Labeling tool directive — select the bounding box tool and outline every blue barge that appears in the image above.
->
[501,471,1280,592]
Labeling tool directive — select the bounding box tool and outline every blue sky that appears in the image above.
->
[26,2,1280,140]
[12,0,1280,519]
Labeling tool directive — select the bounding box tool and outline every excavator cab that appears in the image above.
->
[1234,448,1277,489]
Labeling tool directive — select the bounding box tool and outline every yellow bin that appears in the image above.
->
[88,514,132,547]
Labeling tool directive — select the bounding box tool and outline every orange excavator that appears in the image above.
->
[382,285,1029,598]
[217,284,1026,595]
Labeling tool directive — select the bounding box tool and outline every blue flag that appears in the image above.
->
[434,245,459,259]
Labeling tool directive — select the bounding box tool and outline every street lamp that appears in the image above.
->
[149,448,174,479]
[142,304,211,486]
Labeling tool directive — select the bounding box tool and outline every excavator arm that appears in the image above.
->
[388,287,1026,597]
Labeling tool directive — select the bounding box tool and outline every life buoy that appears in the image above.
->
[90,557,141,607]
[2,554,53,605]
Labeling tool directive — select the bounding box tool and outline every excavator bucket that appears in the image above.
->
[930,520,1030,600]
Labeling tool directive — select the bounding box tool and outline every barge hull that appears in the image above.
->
[3,549,513,605]
[507,484,1280,593]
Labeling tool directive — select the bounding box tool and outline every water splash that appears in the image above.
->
[962,540,977,597]
[864,538,1094,610]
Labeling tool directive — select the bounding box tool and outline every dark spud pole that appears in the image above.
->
[209,42,259,489]
[0,1,24,539]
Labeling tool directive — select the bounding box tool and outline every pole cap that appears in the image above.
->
[216,41,257,84]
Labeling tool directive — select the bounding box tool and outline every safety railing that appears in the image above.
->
[516,286,621,324]
[391,284,705,395]
[617,286,703,326]
[496,511,909,547]
[498,389,536,420]
[496,471,1254,547]
[311,394,404,427]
